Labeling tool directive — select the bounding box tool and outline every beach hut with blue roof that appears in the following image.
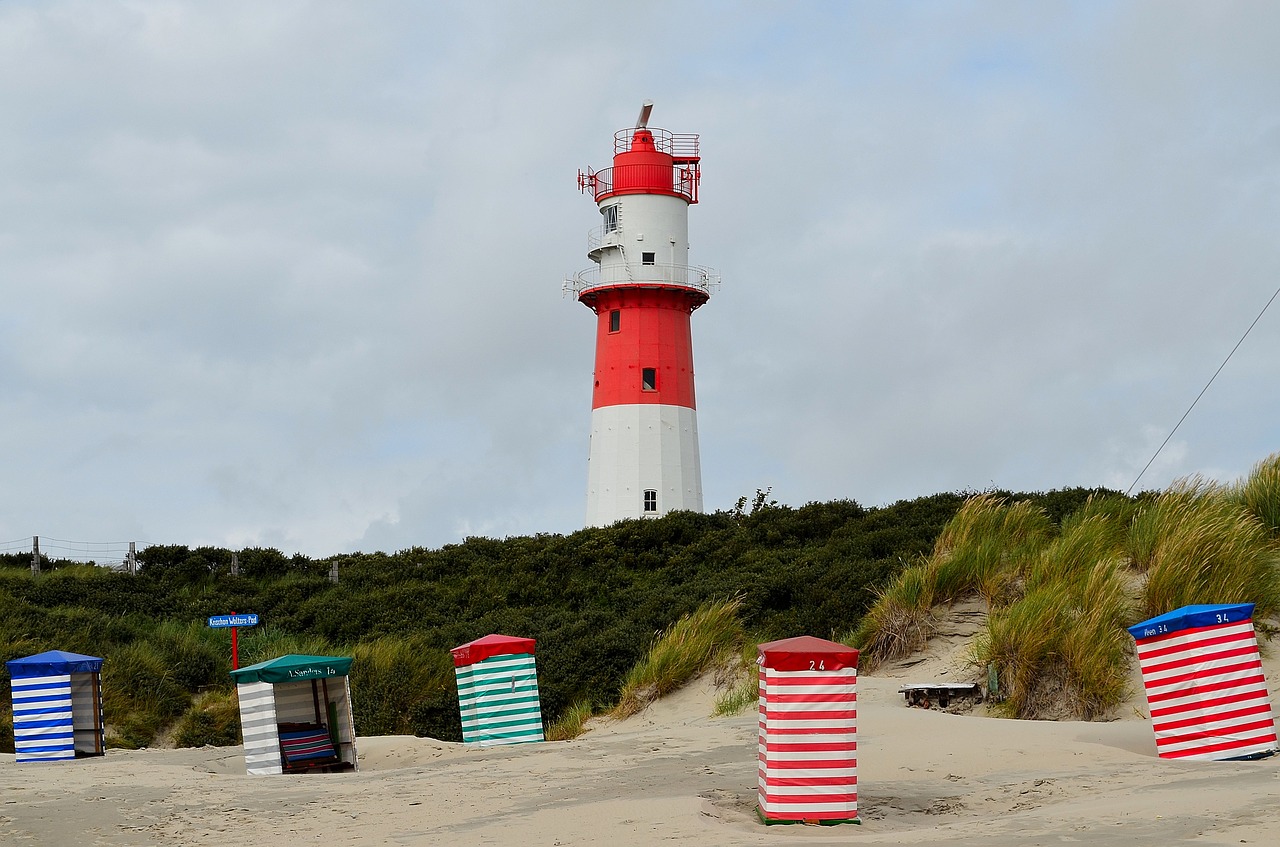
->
[1129,603,1278,761]
[6,650,105,763]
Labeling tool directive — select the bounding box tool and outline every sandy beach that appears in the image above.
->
[4,653,1280,847]
[6,607,1280,847]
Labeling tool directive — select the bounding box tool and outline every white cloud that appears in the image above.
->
[3,2,1279,555]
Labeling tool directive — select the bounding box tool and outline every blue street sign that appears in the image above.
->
[208,613,259,628]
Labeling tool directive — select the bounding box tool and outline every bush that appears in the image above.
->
[172,690,241,747]
[0,707,12,754]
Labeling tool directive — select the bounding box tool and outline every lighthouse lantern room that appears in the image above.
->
[567,102,719,527]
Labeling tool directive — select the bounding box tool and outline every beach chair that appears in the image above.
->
[277,722,342,772]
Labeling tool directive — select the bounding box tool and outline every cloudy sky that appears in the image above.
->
[3,1,1279,559]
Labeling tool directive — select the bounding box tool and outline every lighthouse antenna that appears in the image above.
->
[635,100,653,129]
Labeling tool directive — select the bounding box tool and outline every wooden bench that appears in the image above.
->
[898,682,983,709]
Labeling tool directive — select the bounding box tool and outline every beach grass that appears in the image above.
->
[712,641,761,716]
[852,495,1054,669]
[350,636,459,738]
[846,558,937,670]
[545,699,595,741]
[933,495,1054,605]
[612,596,744,719]
[172,688,241,747]
[1230,452,1280,535]
[1138,484,1280,620]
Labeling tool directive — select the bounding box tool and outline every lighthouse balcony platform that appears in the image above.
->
[564,263,720,302]
[585,226,624,262]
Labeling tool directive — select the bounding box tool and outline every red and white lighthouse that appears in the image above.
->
[568,102,719,526]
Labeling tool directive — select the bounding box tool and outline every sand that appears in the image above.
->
[4,630,1280,845]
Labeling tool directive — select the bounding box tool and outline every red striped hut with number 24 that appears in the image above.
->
[757,636,860,825]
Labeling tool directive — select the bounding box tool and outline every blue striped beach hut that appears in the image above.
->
[450,634,544,747]
[6,651,105,763]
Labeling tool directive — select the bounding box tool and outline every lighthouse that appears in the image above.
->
[568,102,719,526]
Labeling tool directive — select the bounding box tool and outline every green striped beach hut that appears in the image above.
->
[450,634,544,747]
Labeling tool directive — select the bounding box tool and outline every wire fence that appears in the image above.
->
[3,536,145,573]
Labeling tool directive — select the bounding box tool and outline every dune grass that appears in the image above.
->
[932,495,1054,605]
[611,597,745,719]
[545,699,596,741]
[712,641,762,716]
[235,625,335,668]
[349,636,460,738]
[851,495,1054,670]
[846,559,937,671]
[1230,452,1280,535]
[172,689,241,747]
[1137,483,1280,620]
[868,481,1280,720]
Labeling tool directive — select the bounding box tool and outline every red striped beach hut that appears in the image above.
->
[757,636,859,825]
[1128,604,1277,761]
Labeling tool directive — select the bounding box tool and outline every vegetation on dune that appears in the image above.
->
[612,596,745,719]
[0,492,973,751]
[854,458,1280,720]
[5,462,1278,749]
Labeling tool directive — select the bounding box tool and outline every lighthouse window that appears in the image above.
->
[643,490,658,512]
[642,368,657,391]
[602,204,619,233]
[642,252,655,265]
[609,310,620,333]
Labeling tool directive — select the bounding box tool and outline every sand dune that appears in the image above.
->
[4,623,1279,845]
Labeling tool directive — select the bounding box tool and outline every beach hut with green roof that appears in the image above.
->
[229,654,358,776]
[450,634,545,747]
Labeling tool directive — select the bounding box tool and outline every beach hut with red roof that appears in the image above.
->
[756,636,859,825]
[450,634,544,747]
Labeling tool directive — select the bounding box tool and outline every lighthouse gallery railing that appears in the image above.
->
[565,263,720,298]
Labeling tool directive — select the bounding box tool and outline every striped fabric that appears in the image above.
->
[1132,608,1278,761]
[279,727,337,764]
[235,681,283,775]
[11,673,76,763]
[757,665,858,823]
[454,652,544,747]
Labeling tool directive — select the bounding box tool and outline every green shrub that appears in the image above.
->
[172,689,241,747]
[0,707,13,754]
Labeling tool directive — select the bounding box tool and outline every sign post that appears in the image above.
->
[208,613,259,670]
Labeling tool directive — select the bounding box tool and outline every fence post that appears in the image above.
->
[31,536,40,576]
